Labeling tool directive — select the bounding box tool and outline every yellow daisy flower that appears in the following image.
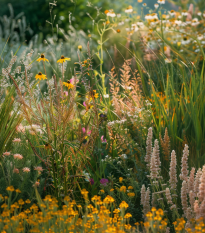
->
[36,54,49,62]
[90,90,99,99]
[63,80,74,89]
[35,72,47,80]
[57,55,71,63]
[78,45,82,50]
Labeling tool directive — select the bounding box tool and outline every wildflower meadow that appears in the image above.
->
[1,0,205,232]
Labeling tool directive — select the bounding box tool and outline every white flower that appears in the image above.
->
[154,4,159,9]
[191,18,199,26]
[22,167,30,173]
[197,12,202,16]
[157,0,165,4]
[165,58,172,63]
[125,6,133,13]
[103,94,109,98]
[117,14,121,18]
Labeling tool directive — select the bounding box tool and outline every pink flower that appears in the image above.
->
[87,130,91,135]
[83,102,86,107]
[82,127,91,135]
[33,181,40,187]
[3,152,10,156]
[82,127,86,133]
[101,136,107,143]
[16,124,25,133]
[22,167,30,173]
[34,166,43,172]
[70,78,79,84]
[13,168,19,174]
[100,178,109,186]
[13,138,21,143]
[13,154,23,160]
[64,91,68,96]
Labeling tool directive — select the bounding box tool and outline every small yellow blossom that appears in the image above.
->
[6,186,15,192]
[35,72,47,80]
[63,80,74,89]
[36,54,49,62]
[57,55,71,63]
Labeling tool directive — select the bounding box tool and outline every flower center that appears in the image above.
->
[38,72,42,75]
[61,55,65,59]
[41,54,45,58]
[67,80,70,84]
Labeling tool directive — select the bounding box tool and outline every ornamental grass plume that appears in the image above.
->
[169,150,178,190]
[153,139,161,172]
[179,144,189,182]
[145,127,153,168]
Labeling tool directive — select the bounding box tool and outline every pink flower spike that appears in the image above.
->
[101,135,104,141]
[70,78,74,84]
[83,101,87,107]
[87,130,91,135]
[82,127,86,133]
[64,91,68,96]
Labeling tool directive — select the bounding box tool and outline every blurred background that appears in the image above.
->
[0,0,177,43]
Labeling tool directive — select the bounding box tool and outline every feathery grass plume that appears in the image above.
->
[194,168,202,196]
[188,167,195,193]
[181,180,188,218]
[165,187,173,206]
[169,150,178,191]
[179,144,189,182]
[141,184,146,206]
[145,127,153,168]
[143,187,150,217]
[159,127,170,161]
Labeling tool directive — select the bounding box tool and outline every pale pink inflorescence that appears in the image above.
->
[145,127,153,168]
[140,184,146,206]
[153,139,161,172]
[3,152,11,156]
[13,138,21,142]
[22,167,30,173]
[13,168,19,174]
[34,166,43,172]
[194,168,202,196]
[150,147,160,179]
[179,144,189,182]
[181,180,188,217]
[169,150,177,190]
[165,187,173,205]
[188,167,195,193]
[13,154,23,160]
[143,187,150,217]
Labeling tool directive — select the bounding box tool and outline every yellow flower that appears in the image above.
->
[57,55,71,63]
[63,80,74,89]
[78,45,82,50]
[119,177,123,183]
[120,186,126,192]
[6,186,15,192]
[36,54,49,62]
[128,186,133,189]
[124,213,132,218]
[25,199,31,204]
[15,189,21,193]
[119,201,129,209]
[35,72,47,80]
[89,90,99,99]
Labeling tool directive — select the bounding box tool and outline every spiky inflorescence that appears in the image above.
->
[165,227,170,233]
[141,185,146,206]
[179,144,189,182]
[181,180,188,217]
[194,200,200,220]
[150,148,159,179]
[143,187,150,217]
[159,127,170,161]
[194,168,202,196]
[154,139,161,173]
[198,165,205,203]
[165,187,173,205]
[199,200,205,220]
[189,190,196,214]
[145,127,153,168]
[188,167,195,193]
[169,150,178,190]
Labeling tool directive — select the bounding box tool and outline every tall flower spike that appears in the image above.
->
[154,139,161,173]
[181,180,188,217]
[198,165,205,203]
[189,190,195,213]
[179,144,189,182]
[145,127,153,168]
[188,167,195,193]
[143,187,150,217]
[165,187,173,205]
[150,147,159,179]
[169,150,177,190]
[194,168,202,196]
[141,184,146,206]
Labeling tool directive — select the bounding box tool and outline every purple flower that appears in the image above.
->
[100,178,109,186]
[89,178,94,185]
